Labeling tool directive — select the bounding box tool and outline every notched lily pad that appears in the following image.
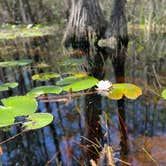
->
[23,113,54,130]
[107,83,142,100]
[27,85,62,97]
[1,96,38,117]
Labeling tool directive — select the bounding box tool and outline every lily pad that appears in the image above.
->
[0,59,32,67]
[27,86,62,97]
[107,83,142,100]
[32,73,60,81]
[56,76,78,86]
[63,76,99,92]
[56,73,88,86]
[1,96,38,117]
[60,58,84,66]
[36,63,50,68]
[23,113,54,130]
[0,82,18,91]
[0,106,15,127]
[161,89,166,99]
[74,72,88,78]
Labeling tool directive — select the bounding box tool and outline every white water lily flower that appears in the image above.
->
[96,80,112,96]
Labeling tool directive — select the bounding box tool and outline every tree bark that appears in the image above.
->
[111,0,129,154]
[63,0,106,48]
[64,0,71,20]
[110,0,128,48]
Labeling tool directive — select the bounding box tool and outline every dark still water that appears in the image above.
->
[0,30,166,166]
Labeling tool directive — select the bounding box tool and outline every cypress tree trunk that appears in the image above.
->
[111,0,129,154]
[110,0,128,48]
[64,0,71,20]
[63,0,106,48]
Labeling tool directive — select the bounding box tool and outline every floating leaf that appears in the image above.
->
[60,58,84,66]
[0,82,18,91]
[32,73,60,81]
[107,87,123,100]
[161,89,166,99]
[0,106,15,127]
[27,86,62,97]
[36,63,50,68]
[74,72,88,78]
[0,59,32,67]
[23,113,53,130]
[107,83,142,100]
[63,77,99,92]
[56,72,88,86]
[56,76,78,86]
[2,96,37,117]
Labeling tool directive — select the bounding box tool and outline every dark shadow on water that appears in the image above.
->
[111,47,129,155]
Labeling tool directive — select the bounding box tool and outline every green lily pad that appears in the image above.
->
[74,72,88,78]
[27,86,62,97]
[0,82,18,91]
[0,59,32,67]
[63,76,99,92]
[23,113,54,130]
[0,106,15,127]
[32,72,60,81]
[1,96,38,117]
[56,76,78,86]
[56,72,88,86]
[36,63,50,68]
[161,89,166,99]
[107,83,142,100]
[60,58,84,66]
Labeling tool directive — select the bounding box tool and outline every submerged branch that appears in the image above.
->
[37,91,98,103]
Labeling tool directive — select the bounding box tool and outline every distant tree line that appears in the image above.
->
[0,0,64,24]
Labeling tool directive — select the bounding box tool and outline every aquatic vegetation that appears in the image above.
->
[95,80,142,100]
[32,72,60,81]
[0,106,15,127]
[27,86,62,98]
[0,24,58,39]
[23,113,54,130]
[63,76,99,92]
[0,96,53,130]
[96,80,113,96]
[0,59,32,67]
[107,83,142,100]
[161,89,166,99]
[0,82,18,91]
[0,75,142,130]
[56,72,89,86]
[2,96,37,117]
[96,80,112,91]
[56,76,79,86]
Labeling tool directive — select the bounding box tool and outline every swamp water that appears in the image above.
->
[0,28,165,166]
